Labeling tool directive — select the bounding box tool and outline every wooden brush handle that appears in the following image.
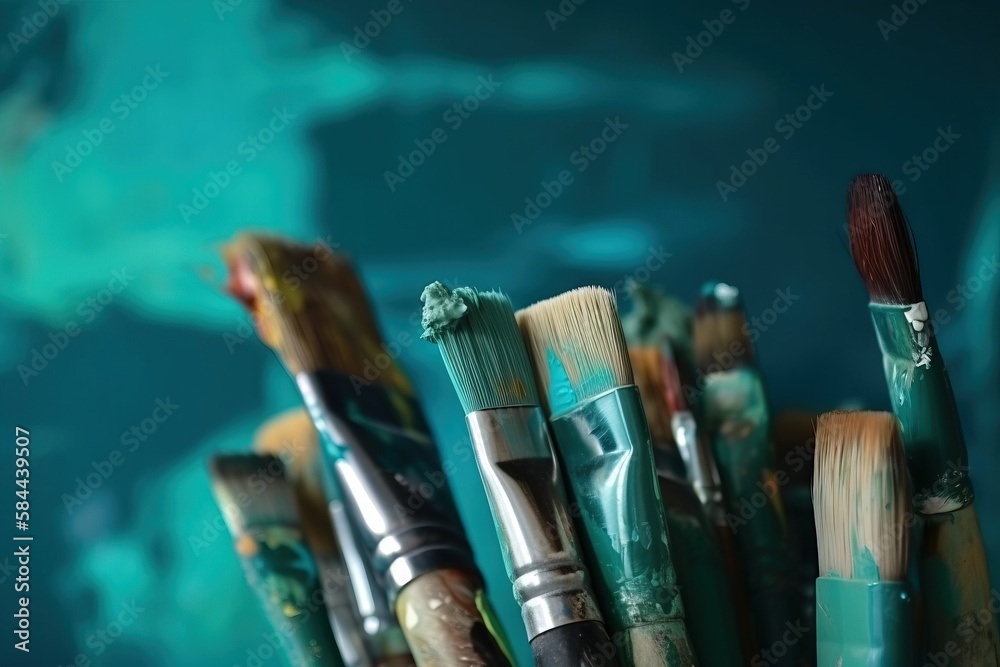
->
[530,621,618,667]
[920,505,999,666]
[394,569,512,667]
[711,510,759,661]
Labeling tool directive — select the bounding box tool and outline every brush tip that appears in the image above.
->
[847,173,922,305]
[208,453,298,533]
[425,282,539,413]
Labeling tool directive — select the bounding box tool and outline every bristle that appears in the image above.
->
[813,411,911,582]
[847,174,923,305]
[692,281,755,372]
[224,234,410,390]
[422,283,539,414]
[208,454,299,536]
[629,346,675,446]
[253,409,338,557]
[516,286,632,414]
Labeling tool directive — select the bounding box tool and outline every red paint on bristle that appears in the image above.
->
[847,174,923,305]
[659,345,689,414]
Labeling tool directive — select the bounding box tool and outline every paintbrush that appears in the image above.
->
[813,411,913,666]
[692,281,801,666]
[847,174,998,665]
[517,287,696,667]
[422,282,619,667]
[254,409,415,667]
[209,453,345,667]
[224,234,513,667]
[629,344,755,666]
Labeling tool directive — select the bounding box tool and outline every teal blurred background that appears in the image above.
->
[1,0,998,665]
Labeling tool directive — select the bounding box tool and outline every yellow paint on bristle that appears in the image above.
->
[236,534,259,557]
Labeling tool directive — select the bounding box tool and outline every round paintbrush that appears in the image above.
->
[813,411,913,666]
[847,174,998,665]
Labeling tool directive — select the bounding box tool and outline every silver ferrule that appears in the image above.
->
[671,410,723,506]
[466,406,603,640]
[297,372,476,604]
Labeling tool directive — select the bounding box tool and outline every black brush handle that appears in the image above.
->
[530,621,619,667]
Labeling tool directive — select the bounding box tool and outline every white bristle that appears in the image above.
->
[813,411,911,582]
[516,287,633,415]
[208,454,300,536]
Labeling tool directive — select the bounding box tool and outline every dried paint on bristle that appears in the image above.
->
[253,409,338,557]
[692,281,755,372]
[516,287,632,415]
[629,346,675,446]
[847,174,923,305]
[224,234,411,391]
[424,283,539,414]
[813,411,911,582]
[208,453,299,535]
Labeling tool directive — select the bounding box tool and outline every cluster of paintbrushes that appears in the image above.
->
[205,174,997,667]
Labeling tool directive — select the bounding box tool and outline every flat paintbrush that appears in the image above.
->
[422,282,619,667]
[847,174,998,665]
[813,411,913,666]
[254,409,415,667]
[517,287,696,667]
[209,453,345,667]
[630,344,754,666]
[692,281,801,667]
[225,235,513,667]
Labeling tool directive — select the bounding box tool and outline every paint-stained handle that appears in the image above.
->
[709,505,759,662]
[394,569,513,667]
[530,621,620,667]
[921,506,999,666]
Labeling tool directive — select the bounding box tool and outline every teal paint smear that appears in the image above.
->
[546,348,579,415]
[418,281,470,342]
[850,534,881,582]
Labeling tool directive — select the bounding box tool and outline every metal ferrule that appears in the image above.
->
[549,385,683,632]
[671,409,724,506]
[297,371,476,603]
[869,303,974,514]
[328,498,411,662]
[466,406,603,640]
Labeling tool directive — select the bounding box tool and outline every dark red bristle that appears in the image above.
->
[847,174,923,305]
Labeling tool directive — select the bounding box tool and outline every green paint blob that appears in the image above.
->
[419,281,470,341]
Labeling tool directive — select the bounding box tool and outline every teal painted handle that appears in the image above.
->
[549,387,684,631]
[869,304,972,512]
[815,578,912,667]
